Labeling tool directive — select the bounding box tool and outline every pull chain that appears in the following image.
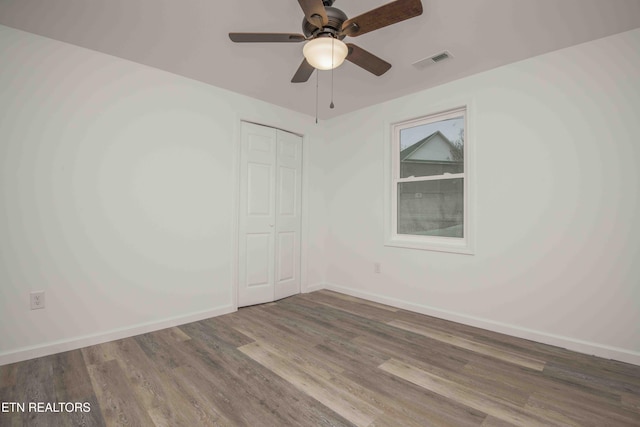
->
[330,38,335,109]
[315,68,319,124]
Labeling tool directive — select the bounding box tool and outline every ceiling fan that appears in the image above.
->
[229,0,423,83]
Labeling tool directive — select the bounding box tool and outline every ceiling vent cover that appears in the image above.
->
[412,51,452,69]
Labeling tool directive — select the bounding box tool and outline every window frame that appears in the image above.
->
[384,101,475,254]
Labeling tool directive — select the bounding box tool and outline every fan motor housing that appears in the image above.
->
[302,6,348,39]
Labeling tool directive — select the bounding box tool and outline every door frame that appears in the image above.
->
[231,118,310,310]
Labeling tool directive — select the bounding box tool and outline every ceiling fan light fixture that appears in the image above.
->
[303,37,348,70]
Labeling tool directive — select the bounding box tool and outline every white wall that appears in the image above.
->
[0,25,324,364]
[322,28,640,365]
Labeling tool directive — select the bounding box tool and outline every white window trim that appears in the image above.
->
[383,99,475,255]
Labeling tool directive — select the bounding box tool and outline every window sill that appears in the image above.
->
[385,236,474,255]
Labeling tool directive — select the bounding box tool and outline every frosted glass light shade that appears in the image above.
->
[303,38,348,70]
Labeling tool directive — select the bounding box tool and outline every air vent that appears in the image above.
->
[431,52,450,62]
[412,51,453,69]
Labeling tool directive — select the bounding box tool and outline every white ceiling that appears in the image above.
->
[1,0,639,120]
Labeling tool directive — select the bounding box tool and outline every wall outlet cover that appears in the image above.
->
[30,291,45,310]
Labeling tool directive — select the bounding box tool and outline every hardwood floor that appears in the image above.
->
[1,290,639,426]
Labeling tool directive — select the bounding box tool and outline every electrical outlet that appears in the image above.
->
[30,291,45,310]
[374,262,381,274]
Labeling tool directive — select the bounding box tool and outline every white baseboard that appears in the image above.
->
[0,305,236,366]
[303,282,326,293]
[324,282,640,366]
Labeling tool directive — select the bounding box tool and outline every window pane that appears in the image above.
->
[397,178,463,237]
[399,116,464,178]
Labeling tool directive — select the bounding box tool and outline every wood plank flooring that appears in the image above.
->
[1,290,639,426]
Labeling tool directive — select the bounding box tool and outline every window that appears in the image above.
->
[386,105,473,254]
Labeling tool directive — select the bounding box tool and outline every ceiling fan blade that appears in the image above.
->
[346,43,391,76]
[291,58,315,83]
[229,33,306,43]
[298,0,329,29]
[341,0,423,37]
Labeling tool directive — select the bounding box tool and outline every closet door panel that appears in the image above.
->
[238,123,277,307]
[274,130,302,301]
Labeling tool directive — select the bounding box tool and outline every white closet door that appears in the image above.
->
[238,123,302,307]
[238,123,277,307]
[274,129,302,300]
